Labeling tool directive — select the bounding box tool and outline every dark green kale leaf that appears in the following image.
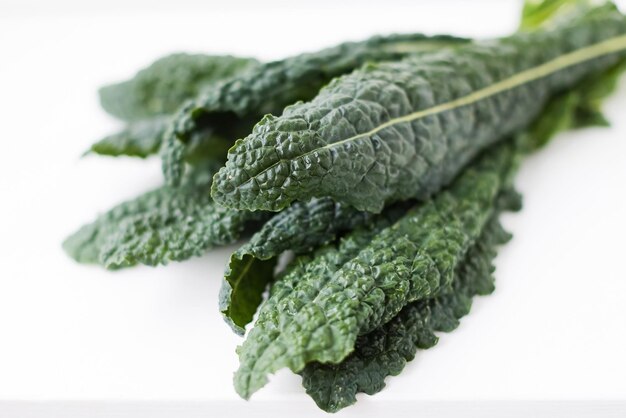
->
[99,53,260,121]
[63,164,269,269]
[297,42,626,410]
[220,200,408,335]
[233,140,519,399]
[211,5,626,212]
[219,52,626,333]
[219,1,626,335]
[300,193,520,412]
[71,36,469,267]
[229,198,374,261]
[162,34,470,186]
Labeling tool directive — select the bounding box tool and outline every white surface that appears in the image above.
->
[1,0,626,416]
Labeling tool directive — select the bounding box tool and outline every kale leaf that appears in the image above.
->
[220,200,409,334]
[162,34,470,186]
[211,5,626,212]
[233,140,520,399]
[300,199,519,412]
[63,164,269,269]
[220,44,626,335]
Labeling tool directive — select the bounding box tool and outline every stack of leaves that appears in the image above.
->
[64,0,626,412]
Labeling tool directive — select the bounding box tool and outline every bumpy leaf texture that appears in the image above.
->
[162,34,470,185]
[233,140,520,399]
[219,54,626,332]
[99,53,260,121]
[223,66,624,336]
[63,165,269,269]
[71,36,467,268]
[219,49,626,332]
[221,0,626,328]
[211,4,626,213]
[300,202,519,412]
[221,7,626,348]
[220,199,408,334]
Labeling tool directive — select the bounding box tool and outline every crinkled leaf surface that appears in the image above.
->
[162,34,470,186]
[212,6,626,212]
[300,193,520,412]
[217,51,626,332]
[63,166,269,269]
[99,53,259,121]
[297,48,626,410]
[231,198,375,261]
[222,203,411,333]
[220,4,626,332]
[233,141,519,399]
[220,199,408,334]
[221,42,625,337]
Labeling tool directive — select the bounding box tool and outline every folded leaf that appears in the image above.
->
[230,198,375,261]
[211,5,626,212]
[162,34,470,186]
[220,200,409,334]
[225,202,411,333]
[99,54,259,121]
[233,140,519,399]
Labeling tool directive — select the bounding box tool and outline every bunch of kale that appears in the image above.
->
[64,1,626,412]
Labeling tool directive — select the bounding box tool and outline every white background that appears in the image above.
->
[1,0,625,417]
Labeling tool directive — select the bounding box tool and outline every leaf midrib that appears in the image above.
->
[237,34,626,189]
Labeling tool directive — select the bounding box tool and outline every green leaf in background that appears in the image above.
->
[90,54,258,159]
[99,53,260,121]
[521,59,626,150]
[88,116,169,158]
[220,199,410,334]
[519,0,604,30]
